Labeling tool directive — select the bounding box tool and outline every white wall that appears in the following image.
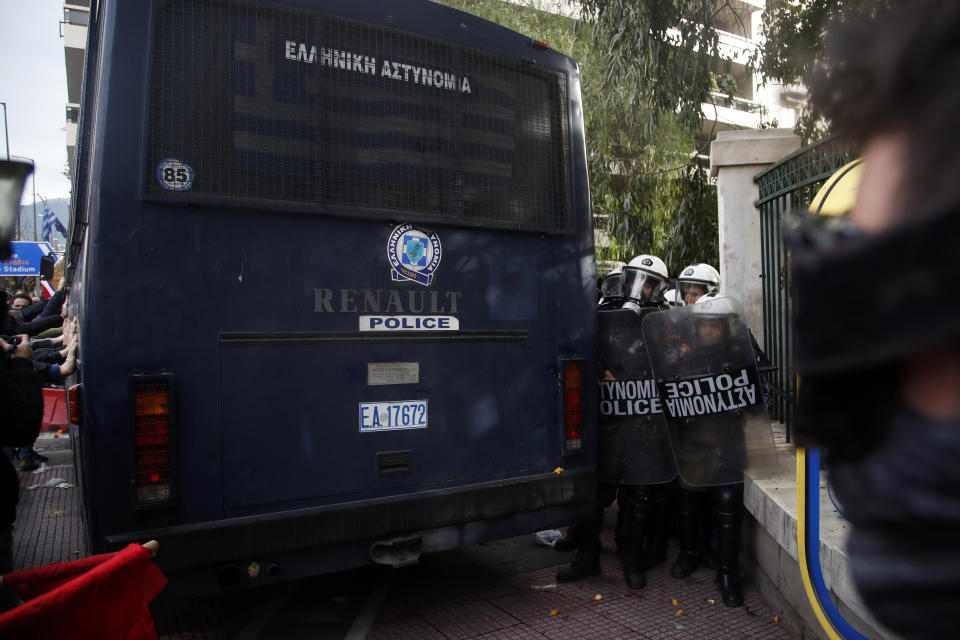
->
[709,129,800,347]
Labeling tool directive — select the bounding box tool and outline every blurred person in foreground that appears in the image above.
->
[790,2,960,637]
[0,335,41,556]
[0,159,44,611]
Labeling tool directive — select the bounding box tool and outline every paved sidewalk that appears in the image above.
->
[9,433,801,639]
[371,511,800,640]
[12,430,86,570]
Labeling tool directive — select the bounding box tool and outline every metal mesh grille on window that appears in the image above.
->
[146,0,570,229]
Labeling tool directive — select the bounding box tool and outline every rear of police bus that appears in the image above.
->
[67,0,596,592]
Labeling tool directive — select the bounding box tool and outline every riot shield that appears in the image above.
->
[641,298,777,487]
[596,308,677,485]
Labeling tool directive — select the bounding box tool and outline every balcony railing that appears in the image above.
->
[706,91,761,114]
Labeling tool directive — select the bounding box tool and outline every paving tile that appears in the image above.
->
[505,564,564,591]
[474,623,551,640]
[13,461,87,570]
[367,612,448,640]
[420,598,522,639]
[489,587,588,622]
[525,605,637,640]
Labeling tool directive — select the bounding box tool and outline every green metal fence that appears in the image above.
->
[754,135,859,441]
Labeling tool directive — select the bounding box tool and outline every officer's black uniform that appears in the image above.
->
[557,257,674,589]
[646,300,759,607]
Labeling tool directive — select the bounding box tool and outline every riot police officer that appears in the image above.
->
[553,265,627,555]
[676,263,720,305]
[619,255,669,313]
[597,265,625,310]
[553,264,627,555]
[643,296,773,607]
[670,263,722,585]
[557,254,674,589]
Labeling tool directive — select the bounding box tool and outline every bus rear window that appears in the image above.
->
[145,0,571,230]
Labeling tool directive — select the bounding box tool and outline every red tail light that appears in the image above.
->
[563,360,583,451]
[133,379,172,505]
[67,384,82,426]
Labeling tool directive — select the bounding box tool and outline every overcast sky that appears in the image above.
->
[0,0,72,204]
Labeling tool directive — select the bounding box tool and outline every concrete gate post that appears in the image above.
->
[709,129,801,347]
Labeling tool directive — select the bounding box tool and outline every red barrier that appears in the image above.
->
[42,388,68,431]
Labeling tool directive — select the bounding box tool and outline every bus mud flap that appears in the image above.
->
[370,535,422,568]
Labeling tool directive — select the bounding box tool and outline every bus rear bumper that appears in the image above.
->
[107,468,597,593]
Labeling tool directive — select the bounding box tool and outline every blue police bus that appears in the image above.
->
[65,0,596,593]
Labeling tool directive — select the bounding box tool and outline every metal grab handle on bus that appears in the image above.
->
[142,539,159,559]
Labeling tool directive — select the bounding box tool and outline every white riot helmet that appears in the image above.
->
[620,254,669,307]
[677,263,720,305]
[663,288,684,307]
[692,295,740,343]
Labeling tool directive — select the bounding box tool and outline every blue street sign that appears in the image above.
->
[0,242,59,277]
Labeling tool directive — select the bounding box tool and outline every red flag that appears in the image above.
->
[0,544,167,639]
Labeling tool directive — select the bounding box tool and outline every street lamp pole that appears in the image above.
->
[36,193,47,241]
[10,156,36,242]
[32,163,37,241]
[1,102,9,160]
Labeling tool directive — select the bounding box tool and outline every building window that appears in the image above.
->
[64,8,89,26]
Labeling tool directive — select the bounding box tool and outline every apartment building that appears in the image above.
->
[62,1,89,177]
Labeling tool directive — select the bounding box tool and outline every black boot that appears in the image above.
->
[715,484,744,607]
[556,538,600,582]
[621,485,652,589]
[670,488,702,578]
[622,553,647,589]
[554,522,584,552]
[643,489,668,570]
[614,506,628,554]
[716,571,743,607]
[699,491,717,570]
[621,529,647,589]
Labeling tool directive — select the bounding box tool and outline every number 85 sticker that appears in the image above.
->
[157,157,195,191]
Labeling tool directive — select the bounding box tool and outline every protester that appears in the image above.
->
[1,296,62,339]
[789,2,960,636]
[11,283,65,324]
[1,287,75,470]
[7,295,31,314]
[0,332,43,610]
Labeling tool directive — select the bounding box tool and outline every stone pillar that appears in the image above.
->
[709,129,801,347]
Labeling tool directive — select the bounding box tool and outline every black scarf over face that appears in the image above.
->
[786,204,960,459]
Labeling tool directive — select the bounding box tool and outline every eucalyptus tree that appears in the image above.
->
[439,0,722,272]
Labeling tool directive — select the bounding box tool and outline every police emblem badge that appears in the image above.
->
[387,224,442,286]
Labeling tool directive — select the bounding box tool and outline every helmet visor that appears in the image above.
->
[679,282,709,305]
[621,268,665,305]
[601,273,622,299]
[695,315,729,346]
